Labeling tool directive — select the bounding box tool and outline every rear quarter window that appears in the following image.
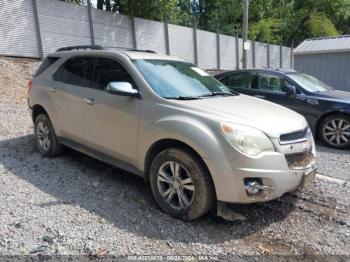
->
[53,56,94,87]
[35,57,60,76]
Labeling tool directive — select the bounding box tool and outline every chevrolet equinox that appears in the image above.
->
[28,45,317,221]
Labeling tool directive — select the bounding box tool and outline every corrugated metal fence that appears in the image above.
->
[0,0,293,70]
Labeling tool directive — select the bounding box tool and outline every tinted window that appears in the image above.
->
[223,73,254,89]
[91,58,135,90]
[56,56,93,87]
[35,56,60,76]
[259,73,285,93]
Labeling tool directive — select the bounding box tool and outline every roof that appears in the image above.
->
[294,35,350,55]
[214,68,297,78]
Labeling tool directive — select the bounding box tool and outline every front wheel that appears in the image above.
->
[149,148,215,221]
[319,114,350,149]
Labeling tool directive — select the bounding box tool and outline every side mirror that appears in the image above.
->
[285,84,297,96]
[106,82,140,97]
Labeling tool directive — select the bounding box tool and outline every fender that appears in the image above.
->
[339,108,350,115]
[30,84,61,136]
[137,115,227,171]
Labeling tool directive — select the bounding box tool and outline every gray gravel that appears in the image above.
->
[317,145,350,181]
[0,57,350,258]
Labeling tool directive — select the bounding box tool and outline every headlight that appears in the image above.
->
[220,122,275,156]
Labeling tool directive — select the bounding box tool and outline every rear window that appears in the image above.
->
[35,56,60,76]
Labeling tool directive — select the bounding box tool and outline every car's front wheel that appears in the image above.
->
[34,114,64,157]
[320,114,350,149]
[149,148,215,221]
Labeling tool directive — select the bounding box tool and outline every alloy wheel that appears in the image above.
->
[322,118,350,147]
[157,161,195,210]
[36,121,51,151]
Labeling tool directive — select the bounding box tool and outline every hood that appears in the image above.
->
[169,94,307,138]
[313,90,350,103]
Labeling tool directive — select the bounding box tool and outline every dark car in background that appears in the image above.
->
[215,69,350,149]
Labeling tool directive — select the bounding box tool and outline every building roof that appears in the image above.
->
[294,35,350,55]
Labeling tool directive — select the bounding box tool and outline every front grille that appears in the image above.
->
[280,128,308,144]
[285,150,314,169]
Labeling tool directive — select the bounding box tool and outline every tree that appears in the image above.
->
[60,0,347,46]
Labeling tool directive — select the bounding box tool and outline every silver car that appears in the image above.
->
[28,45,317,221]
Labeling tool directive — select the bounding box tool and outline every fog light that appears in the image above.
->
[245,180,261,195]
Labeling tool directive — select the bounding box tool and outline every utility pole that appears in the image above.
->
[242,0,249,69]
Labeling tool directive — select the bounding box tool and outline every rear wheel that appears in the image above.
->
[320,114,350,149]
[149,148,215,221]
[34,114,64,157]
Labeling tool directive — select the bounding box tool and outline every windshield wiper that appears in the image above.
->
[201,91,235,97]
[165,91,236,100]
[165,96,202,100]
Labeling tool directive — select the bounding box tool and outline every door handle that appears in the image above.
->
[50,87,56,93]
[254,95,265,99]
[83,97,95,105]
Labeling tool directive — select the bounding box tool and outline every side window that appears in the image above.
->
[224,73,254,89]
[285,79,301,94]
[55,56,93,87]
[258,73,285,93]
[91,58,135,90]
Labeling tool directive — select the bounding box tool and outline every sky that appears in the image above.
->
[90,0,97,7]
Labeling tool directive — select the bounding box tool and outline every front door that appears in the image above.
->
[254,72,310,115]
[82,57,142,166]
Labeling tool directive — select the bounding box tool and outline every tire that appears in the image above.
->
[149,148,215,221]
[34,114,64,157]
[319,114,350,149]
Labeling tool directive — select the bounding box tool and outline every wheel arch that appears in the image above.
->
[32,104,49,122]
[143,139,215,192]
[315,110,350,138]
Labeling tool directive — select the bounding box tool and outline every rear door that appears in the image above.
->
[82,57,142,166]
[51,56,94,144]
[220,72,258,96]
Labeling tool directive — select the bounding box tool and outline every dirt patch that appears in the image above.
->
[0,57,40,104]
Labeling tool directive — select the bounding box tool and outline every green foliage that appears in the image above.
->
[307,13,338,37]
[249,18,282,44]
[62,0,349,46]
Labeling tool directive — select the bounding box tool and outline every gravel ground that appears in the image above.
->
[0,57,349,259]
[316,145,350,181]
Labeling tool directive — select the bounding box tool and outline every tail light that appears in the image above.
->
[28,80,33,94]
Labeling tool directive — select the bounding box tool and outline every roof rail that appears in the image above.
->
[125,49,156,53]
[56,45,103,52]
[55,45,157,54]
[103,46,157,53]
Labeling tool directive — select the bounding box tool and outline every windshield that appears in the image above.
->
[133,59,232,99]
[287,73,333,92]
